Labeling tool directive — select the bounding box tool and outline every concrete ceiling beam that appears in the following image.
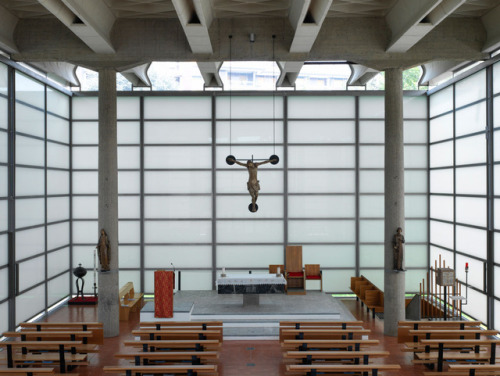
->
[419,60,469,86]
[386,0,465,53]
[289,0,332,53]
[347,64,379,86]
[0,4,19,53]
[197,61,223,88]
[172,0,213,54]
[38,0,115,53]
[481,4,500,53]
[120,63,151,87]
[30,61,80,86]
[276,61,304,88]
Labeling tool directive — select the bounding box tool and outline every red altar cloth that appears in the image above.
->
[154,270,174,318]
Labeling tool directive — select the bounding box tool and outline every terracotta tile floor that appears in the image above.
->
[32,298,423,375]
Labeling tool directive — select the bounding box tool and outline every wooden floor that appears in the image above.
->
[31,298,419,376]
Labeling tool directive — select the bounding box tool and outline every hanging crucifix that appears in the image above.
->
[226,154,279,212]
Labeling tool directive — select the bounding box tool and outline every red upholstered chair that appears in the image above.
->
[269,264,285,276]
[285,246,305,294]
[304,264,323,292]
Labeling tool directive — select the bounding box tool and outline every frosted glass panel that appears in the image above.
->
[462,289,487,323]
[48,274,70,306]
[430,141,453,168]
[359,270,383,290]
[456,166,486,195]
[117,97,140,119]
[496,166,500,196]
[145,97,211,119]
[430,220,453,249]
[430,195,454,222]
[146,246,212,268]
[146,121,212,144]
[72,122,98,144]
[495,130,500,161]
[216,246,283,268]
[0,132,6,164]
[119,221,140,243]
[456,135,486,165]
[495,233,500,263]
[72,246,94,272]
[456,70,486,108]
[288,121,355,143]
[145,221,211,243]
[16,103,44,137]
[118,196,140,219]
[18,255,45,292]
[72,172,97,194]
[16,135,44,166]
[288,96,355,119]
[404,146,427,168]
[145,196,211,219]
[288,171,355,193]
[119,271,141,293]
[217,120,281,145]
[0,201,6,232]
[119,246,140,268]
[217,170,283,194]
[47,143,69,169]
[405,195,427,218]
[288,146,355,168]
[72,97,98,119]
[117,171,139,194]
[0,269,7,300]
[16,285,45,324]
[404,120,427,143]
[456,225,487,259]
[288,220,355,243]
[16,72,44,108]
[359,195,384,218]
[359,146,383,168]
[359,171,384,193]
[15,227,44,260]
[430,246,454,269]
[405,245,428,267]
[302,245,355,267]
[496,98,500,128]
[47,222,70,250]
[430,86,453,117]
[16,198,44,228]
[47,197,69,223]
[47,88,69,118]
[217,196,283,218]
[430,113,453,142]
[359,96,384,118]
[405,219,428,243]
[323,270,354,293]
[456,197,486,227]
[217,220,282,243]
[145,171,211,194]
[73,146,97,169]
[16,167,44,196]
[118,146,140,169]
[0,98,6,129]
[72,221,98,244]
[359,245,383,267]
[495,62,500,94]
[117,121,140,144]
[73,197,97,219]
[403,96,427,119]
[0,234,7,265]
[146,270,212,291]
[288,195,355,218]
[405,170,428,193]
[457,254,484,291]
[144,146,211,168]
[359,220,383,242]
[496,199,500,230]
[0,63,6,96]
[0,166,6,197]
[47,115,69,143]
[216,145,284,169]
[405,269,427,292]
[47,247,69,278]
[456,102,486,136]
[359,121,384,143]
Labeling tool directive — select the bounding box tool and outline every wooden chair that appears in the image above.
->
[269,264,284,276]
[304,264,322,291]
[285,246,305,295]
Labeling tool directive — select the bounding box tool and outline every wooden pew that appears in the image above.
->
[279,321,365,340]
[407,328,499,342]
[119,282,144,321]
[447,364,500,376]
[281,339,379,351]
[0,368,57,375]
[123,339,221,352]
[398,320,484,343]
[286,363,400,376]
[2,330,93,344]
[103,364,217,375]
[132,329,222,341]
[283,350,390,364]
[18,322,103,345]
[350,276,384,318]
[115,351,219,365]
[280,328,371,341]
[140,321,223,330]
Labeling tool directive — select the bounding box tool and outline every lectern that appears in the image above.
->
[154,270,174,318]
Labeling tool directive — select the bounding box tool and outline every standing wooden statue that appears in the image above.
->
[97,229,110,272]
[393,227,405,271]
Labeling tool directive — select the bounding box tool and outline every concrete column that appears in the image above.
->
[384,68,405,336]
[97,68,119,337]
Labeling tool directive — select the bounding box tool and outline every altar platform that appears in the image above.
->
[140,291,355,339]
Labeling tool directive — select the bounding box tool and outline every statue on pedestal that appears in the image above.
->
[393,227,405,272]
[97,229,110,272]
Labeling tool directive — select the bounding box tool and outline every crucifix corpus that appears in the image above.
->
[226,154,279,212]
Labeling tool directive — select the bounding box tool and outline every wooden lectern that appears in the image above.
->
[154,270,174,318]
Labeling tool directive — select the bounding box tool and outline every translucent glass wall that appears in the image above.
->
[72,92,428,293]
[0,63,8,332]
[430,62,499,326]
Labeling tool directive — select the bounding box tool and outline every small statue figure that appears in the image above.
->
[97,229,110,272]
[393,227,405,271]
[228,157,278,212]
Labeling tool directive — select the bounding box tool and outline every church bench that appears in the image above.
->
[283,350,389,364]
[0,368,57,375]
[115,351,219,365]
[279,321,364,329]
[407,328,499,342]
[286,363,400,376]
[281,339,379,351]
[140,321,223,330]
[103,364,218,375]
[119,282,144,321]
[398,320,483,343]
[18,322,103,345]
[123,339,222,352]
[2,330,93,345]
[132,329,223,341]
[350,276,384,318]
[279,328,371,341]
